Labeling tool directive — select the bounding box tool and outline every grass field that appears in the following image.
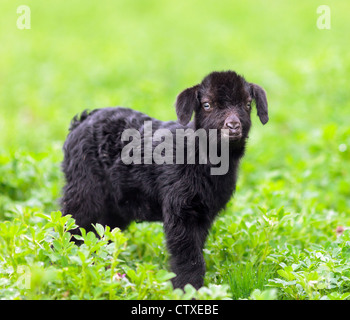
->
[1,0,350,300]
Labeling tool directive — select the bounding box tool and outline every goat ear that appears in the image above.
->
[250,83,269,125]
[175,85,200,125]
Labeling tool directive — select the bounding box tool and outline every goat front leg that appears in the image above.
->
[163,212,210,290]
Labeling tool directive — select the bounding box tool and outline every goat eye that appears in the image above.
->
[203,102,211,111]
[245,102,252,111]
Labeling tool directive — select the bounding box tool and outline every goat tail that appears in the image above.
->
[69,109,98,131]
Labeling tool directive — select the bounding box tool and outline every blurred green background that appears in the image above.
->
[1,0,349,151]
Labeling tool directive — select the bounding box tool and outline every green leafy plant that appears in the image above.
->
[268,230,350,300]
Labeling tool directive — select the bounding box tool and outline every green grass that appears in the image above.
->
[1,0,350,300]
[226,261,277,300]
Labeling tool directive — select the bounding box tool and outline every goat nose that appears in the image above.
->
[225,121,241,130]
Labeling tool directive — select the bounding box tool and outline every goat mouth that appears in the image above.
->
[222,131,242,140]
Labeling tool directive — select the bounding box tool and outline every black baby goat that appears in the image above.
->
[61,70,269,289]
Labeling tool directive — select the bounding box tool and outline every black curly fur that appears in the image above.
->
[61,70,269,289]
